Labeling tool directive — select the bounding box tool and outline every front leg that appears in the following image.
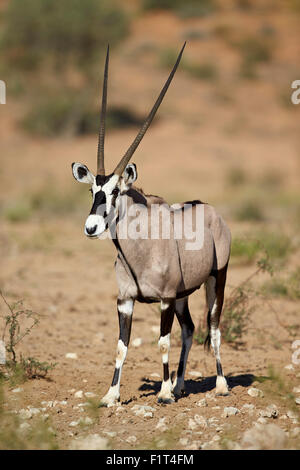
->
[100,298,134,407]
[158,298,175,404]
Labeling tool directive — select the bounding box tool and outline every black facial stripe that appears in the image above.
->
[111,189,119,207]
[90,190,106,215]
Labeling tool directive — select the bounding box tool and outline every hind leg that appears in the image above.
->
[157,298,175,404]
[205,264,229,396]
[172,298,194,398]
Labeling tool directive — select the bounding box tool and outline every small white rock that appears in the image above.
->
[69,420,79,427]
[284,364,294,371]
[196,398,207,408]
[65,353,78,359]
[132,338,142,348]
[84,392,96,398]
[287,410,298,420]
[292,386,300,394]
[131,404,155,418]
[156,417,168,432]
[248,387,264,398]
[188,371,203,378]
[222,406,239,418]
[12,387,23,393]
[295,397,300,405]
[126,435,137,444]
[259,404,279,419]
[74,390,83,399]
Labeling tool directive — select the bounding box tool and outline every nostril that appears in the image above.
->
[86,225,97,235]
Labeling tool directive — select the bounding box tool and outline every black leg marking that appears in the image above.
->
[158,299,175,404]
[100,299,134,406]
[205,264,229,396]
[173,298,195,398]
[111,367,120,387]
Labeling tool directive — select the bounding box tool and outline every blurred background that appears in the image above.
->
[0,0,300,450]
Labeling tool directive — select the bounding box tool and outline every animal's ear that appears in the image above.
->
[72,163,95,184]
[120,163,137,192]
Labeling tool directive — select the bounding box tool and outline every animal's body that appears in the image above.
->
[71,44,231,406]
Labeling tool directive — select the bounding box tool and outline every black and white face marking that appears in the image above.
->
[72,162,137,239]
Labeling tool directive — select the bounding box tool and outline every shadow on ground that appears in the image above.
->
[138,374,255,399]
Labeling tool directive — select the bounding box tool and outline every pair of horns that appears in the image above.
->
[97,42,186,176]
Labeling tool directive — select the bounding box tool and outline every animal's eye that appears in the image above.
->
[112,188,119,196]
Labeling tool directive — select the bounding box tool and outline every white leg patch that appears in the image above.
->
[158,334,170,363]
[116,340,127,368]
[216,375,229,396]
[211,326,221,360]
[101,385,120,407]
[158,379,174,402]
[118,299,133,316]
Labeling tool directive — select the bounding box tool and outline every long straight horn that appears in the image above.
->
[97,45,109,176]
[114,42,186,176]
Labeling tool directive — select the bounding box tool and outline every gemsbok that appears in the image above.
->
[72,43,231,406]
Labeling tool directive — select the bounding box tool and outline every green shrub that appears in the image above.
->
[184,62,218,81]
[21,89,145,137]
[1,0,128,73]
[234,201,265,222]
[160,48,218,82]
[231,238,261,264]
[261,268,300,300]
[143,0,217,17]
[3,203,32,223]
[260,232,292,260]
[232,36,273,79]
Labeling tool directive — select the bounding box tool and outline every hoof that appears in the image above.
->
[157,396,175,405]
[173,388,185,399]
[215,391,230,397]
[98,401,108,408]
[99,395,120,408]
[215,376,229,397]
